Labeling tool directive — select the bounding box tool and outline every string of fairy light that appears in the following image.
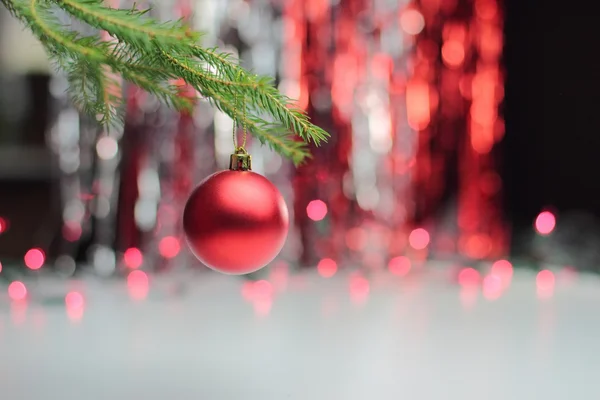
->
[0,0,568,313]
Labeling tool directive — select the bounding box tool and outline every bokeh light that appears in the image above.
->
[483,274,502,300]
[8,281,27,301]
[536,270,555,291]
[65,291,85,309]
[0,217,7,234]
[388,256,411,276]
[241,281,255,301]
[535,211,556,235]
[475,0,498,20]
[124,247,143,269]
[442,40,465,67]
[96,136,119,160]
[462,234,492,259]
[458,267,481,287]
[24,248,45,270]
[253,280,274,300]
[66,291,85,322]
[159,236,181,259]
[400,9,425,35]
[345,228,368,251]
[127,270,149,300]
[62,222,82,242]
[306,200,328,221]
[409,228,430,250]
[536,269,555,299]
[317,258,337,278]
[349,275,370,304]
[491,259,513,286]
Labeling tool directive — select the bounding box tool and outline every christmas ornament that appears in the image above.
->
[183,113,289,275]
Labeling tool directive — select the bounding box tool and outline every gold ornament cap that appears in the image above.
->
[229,147,252,171]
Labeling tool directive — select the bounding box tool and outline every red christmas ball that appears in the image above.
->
[183,170,289,275]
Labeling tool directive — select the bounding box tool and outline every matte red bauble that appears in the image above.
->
[183,150,289,275]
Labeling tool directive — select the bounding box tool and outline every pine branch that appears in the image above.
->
[2,0,329,164]
[1,0,16,14]
[56,0,200,50]
[199,82,311,165]
[12,0,124,127]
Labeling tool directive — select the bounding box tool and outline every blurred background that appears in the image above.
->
[3,0,598,280]
[2,1,600,398]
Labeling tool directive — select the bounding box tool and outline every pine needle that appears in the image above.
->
[2,0,329,164]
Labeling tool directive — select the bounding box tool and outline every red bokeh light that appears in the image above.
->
[475,0,498,20]
[536,270,555,290]
[463,234,492,259]
[442,40,465,67]
[306,200,328,221]
[409,228,430,250]
[8,281,27,301]
[458,267,481,287]
[159,236,181,259]
[535,211,556,235]
[65,291,85,309]
[406,80,431,130]
[124,247,143,269]
[345,228,368,251]
[388,256,411,276]
[0,261,2,273]
[318,258,337,278]
[24,248,45,270]
[0,217,7,234]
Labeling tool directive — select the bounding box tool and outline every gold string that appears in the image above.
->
[231,70,247,151]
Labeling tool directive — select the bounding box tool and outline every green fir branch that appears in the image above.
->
[199,82,311,165]
[56,0,200,50]
[1,0,329,164]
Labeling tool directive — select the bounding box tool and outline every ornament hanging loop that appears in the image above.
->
[231,71,251,171]
[232,71,248,150]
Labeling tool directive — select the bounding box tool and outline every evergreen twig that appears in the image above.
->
[2,0,328,164]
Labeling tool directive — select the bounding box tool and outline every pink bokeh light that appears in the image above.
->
[535,211,556,235]
[124,248,143,269]
[8,281,27,301]
[159,236,181,259]
[409,228,430,250]
[306,200,328,221]
[318,258,338,278]
[458,267,481,287]
[388,256,411,276]
[24,248,45,270]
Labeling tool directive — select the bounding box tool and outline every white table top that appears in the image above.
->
[1,265,599,400]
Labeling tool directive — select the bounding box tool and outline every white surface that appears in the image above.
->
[1,266,600,400]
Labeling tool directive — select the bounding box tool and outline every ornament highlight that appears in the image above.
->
[183,149,289,275]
